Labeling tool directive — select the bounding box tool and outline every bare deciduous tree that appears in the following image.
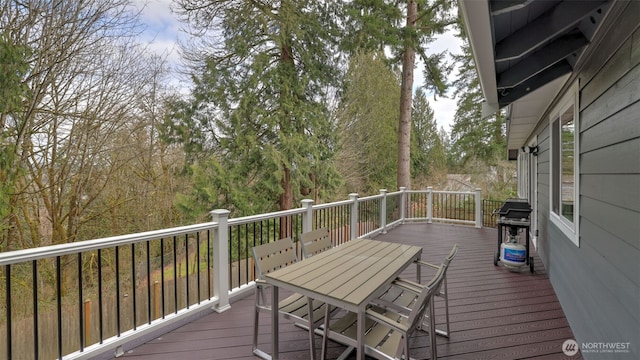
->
[0,0,181,250]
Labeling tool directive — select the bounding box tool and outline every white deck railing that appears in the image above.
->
[0,187,481,360]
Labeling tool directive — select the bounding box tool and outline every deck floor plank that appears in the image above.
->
[114,223,582,359]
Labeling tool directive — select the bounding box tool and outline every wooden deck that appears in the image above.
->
[113,223,581,359]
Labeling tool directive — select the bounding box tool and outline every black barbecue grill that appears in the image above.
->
[494,199,534,272]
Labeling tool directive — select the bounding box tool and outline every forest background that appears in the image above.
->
[0,0,514,253]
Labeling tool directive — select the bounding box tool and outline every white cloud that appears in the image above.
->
[132,0,188,90]
[133,0,181,36]
[428,96,458,132]
[415,29,463,133]
[133,0,182,53]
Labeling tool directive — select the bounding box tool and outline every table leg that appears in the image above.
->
[356,310,365,360]
[321,304,330,360]
[307,297,316,360]
[272,285,279,360]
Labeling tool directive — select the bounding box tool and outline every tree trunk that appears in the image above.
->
[397,0,417,189]
[278,0,295,213]
[279,167,293,238]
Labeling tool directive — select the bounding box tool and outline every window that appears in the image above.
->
[550,83,579,246]
[517,151,530,199]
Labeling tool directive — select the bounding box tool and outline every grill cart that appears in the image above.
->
[493,199,534,273]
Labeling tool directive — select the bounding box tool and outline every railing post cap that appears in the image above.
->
[427,186,433,190]
[380,189,387,193]
[301,199,314,206]
[399,187,407,191]
[210,209,231,217]
[349,193,359,200]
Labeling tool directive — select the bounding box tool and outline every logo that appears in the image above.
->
[563,339,579,356]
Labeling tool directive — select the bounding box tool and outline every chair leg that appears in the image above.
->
[434,279,450,338]
[253,287,261,352]
[404,335,410,360]
[252,286,274,359]
[429,298,437,360]
[442,278,450,337]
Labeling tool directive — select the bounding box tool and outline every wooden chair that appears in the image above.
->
[299,227,332,259]
[251,237,326,360]
[321,264,446,360]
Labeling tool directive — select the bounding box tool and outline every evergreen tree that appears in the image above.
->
[449,27,506,170]
[171,0,341,216]
[335,51,400,194]
[411,89,447,186]
[342,0,455,189]
[448,22,515,199]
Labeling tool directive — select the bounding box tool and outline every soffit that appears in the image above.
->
[459,0,613,150]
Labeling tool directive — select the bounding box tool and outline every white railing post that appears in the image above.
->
[475,188,482,228]
[427,187,433,224]
[301,199,314,233]
[349,193,359,240]
[380,189,388,234]
[399,187,406,223]
[210,209,231,313]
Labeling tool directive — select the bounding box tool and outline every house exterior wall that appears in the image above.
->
[530,4,639,358]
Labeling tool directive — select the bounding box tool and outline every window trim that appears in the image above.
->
[528,137,538,248]
[549,82,580,247]
[517,151,530,199]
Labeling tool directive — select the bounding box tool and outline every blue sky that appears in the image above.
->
[133,1,461,132]
[134,0,186,90]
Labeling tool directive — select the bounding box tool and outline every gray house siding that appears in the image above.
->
[535,128,551,265]
[531,5,639,359]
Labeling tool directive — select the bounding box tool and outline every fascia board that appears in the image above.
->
[458,0,498,107]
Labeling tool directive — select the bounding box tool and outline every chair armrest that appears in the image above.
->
[416,259,439,269]
[255,279,271,293]
[369,298,412,315]
[392,278,423,294]
[365,309,409,333]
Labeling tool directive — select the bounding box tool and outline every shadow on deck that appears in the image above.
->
[113,223,581,359]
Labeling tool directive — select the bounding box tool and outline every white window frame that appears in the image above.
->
[549,82,580,247]
[517,139,538,248]
[528,137,538,248]
[517,151,530,199]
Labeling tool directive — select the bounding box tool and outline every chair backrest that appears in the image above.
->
[299,228,332,259]
[444,244,459,266]
[252,238,298,279]
[436,244,458,291]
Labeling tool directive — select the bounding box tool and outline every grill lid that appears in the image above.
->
[497,198,532,219]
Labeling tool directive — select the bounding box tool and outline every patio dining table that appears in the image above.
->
[264,238,423,360]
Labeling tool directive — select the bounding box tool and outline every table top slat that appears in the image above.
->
[292,241,390,287]
[271,239,370,283]
[343,246,421,304]
[304,241,395,294]
[323,244,403,300]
